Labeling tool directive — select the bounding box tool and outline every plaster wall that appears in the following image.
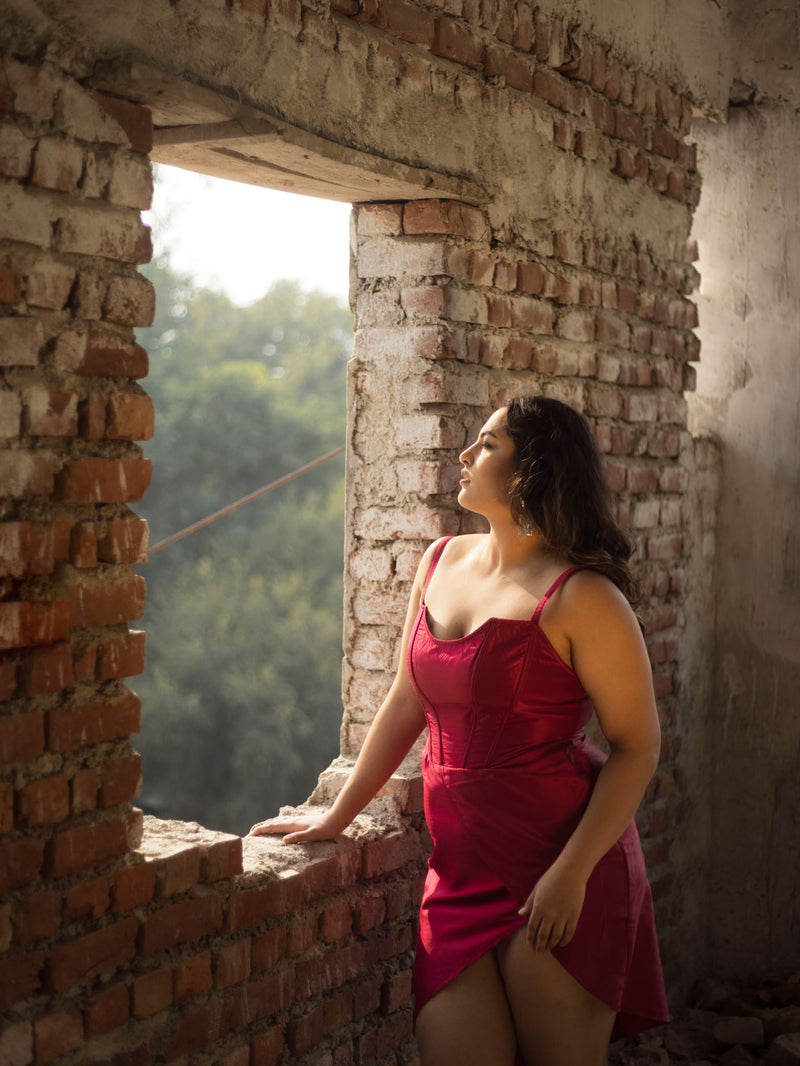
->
[688,103,800,974]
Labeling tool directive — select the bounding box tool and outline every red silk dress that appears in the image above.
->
[408,537,669,1041]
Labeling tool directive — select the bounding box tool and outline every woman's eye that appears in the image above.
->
[481,442,493,450]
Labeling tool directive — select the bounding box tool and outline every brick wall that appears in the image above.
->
[1,1,703,1061]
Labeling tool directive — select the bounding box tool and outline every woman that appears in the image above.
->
[250,395,669,1065]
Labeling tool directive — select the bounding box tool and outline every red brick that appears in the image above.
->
[85,981,129,1039]
[97,519,149,564]
[354,977,381,1020]
[55,458,152,503]
[676,141,697,169]
[198,832,242,882]
[18,641,73,696]
[69,522,97,568]
[103,274,156,327]
[559,35,593,82]
[13,891,62,943]
[667,170,685,201]
[633,71,657,115]
[133,966,172,1019]
[321,899,353,943]
[68,574,146,628]
[215,939,251,989]
[373,0,435,46]
[361,829,421,878]
[226,879,293,932]
[105,392,155,441]
[382,970,413,1012]
[251,925,287,972]
[72,331,149,378]
[506,337,532,369]
[94,94,153,154]
[17,774,70,827]
[95,630,146,681]
[289,1002,325,1056]
[0,780,12,833]
[533,68,566,110]
[140,894,223,954]
[64,875,110,922]
[0,258,22,302]
[48,691,141,753]
[113,860,155,913]
[150,842,201,898]
[251,1026,284,1066]
[45,814,130,879]
[79,392,106,440]
[484,44,532,92]
[432,18,483,71]
[48,916,137,991]
[651,125,677,159]
[99,753,141,808]
[323,988,354,1034]
[0,950,45,1008]
[34,1009,83,1065]
[517,261,545,295]
[0,1019,33,1065]
[164,1004,214,1062]
[0,601,69,651]
[614,109,645,147]
[403,199,487,239]
[173,951,212,1000]
[0,710,45,763]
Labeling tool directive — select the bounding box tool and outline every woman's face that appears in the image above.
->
[457,407,518,517]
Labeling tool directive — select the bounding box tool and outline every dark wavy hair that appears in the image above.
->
[505,395,641,612]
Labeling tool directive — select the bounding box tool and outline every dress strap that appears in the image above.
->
[532,566,583,624]
[422,537,454,600]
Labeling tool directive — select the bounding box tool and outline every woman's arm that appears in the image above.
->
[521,571,661,951]
[248,541,438,843]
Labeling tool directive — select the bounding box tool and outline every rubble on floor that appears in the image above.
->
[610,974,800,1065]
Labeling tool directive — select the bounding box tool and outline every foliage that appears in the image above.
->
[134,255,351,835]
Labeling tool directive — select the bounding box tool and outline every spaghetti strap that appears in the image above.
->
[422,537,454,600]
[532,566,583,624]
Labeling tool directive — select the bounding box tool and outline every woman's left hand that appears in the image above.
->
[518,862,587,952]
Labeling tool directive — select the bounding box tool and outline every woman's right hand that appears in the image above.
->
[247,810,344,844]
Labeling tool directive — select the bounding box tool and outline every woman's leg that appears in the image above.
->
[415,952,518,1066]
[496,928,616,1066]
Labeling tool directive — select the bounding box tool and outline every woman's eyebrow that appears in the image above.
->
[479,429,499,440]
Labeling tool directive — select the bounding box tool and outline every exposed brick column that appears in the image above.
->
[346,197,699,991]
[0,56,157,1012]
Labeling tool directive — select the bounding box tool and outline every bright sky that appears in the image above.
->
[145,164,352,305]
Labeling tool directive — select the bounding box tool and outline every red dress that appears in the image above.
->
[407,537,669,1040]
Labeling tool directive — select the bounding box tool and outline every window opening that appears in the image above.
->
[135,165,352,835]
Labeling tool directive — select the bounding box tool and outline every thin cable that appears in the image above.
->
[148,444,346,556]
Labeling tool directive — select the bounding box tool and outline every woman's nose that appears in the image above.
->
[459,444,473,465]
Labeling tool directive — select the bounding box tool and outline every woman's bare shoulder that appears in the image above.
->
[560,568,633,616]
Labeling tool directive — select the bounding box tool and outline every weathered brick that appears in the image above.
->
[64,874,111,922]
[403,200,487,240]
[12,890,62,944]
[107,152,153,210]
[60,330,149,378]
[45,815,131,879]
[173,951,212,1000]
[0,121,34,178]
[0,316,45,367]
[105,392,155,440]
[372,0,435,46]
[103,274,156,327]
[0,601,69,651]
[133,966,172,1019]
[99,754,141,808]
[94,94,153,154]
[0,710,44,764]
[55,457,152,503]
[48,691,141,753]
[56,203,152,264]
[23,387,78,436]
[140,894,223,954]
[17,773,70,827]
[95,629,146,681]
[34,1010,83,1065]
[66,574,145,628]
[30,137,84,193]
[0,949,45,1008]
[25,258,76,309]
[0,183,51,247]
[113,861,156,913]
[85,981,129,1039]
[251,1026,285,1066]
[0,1019,33,1066]
[432,18,483,71]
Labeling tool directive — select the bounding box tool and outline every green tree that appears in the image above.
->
[134,256,351,834]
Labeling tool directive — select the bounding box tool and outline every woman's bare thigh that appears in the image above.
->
[415,951,517,1066]
[496,927,616,1066]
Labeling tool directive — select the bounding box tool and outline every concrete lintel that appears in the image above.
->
[93,61,488,205]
